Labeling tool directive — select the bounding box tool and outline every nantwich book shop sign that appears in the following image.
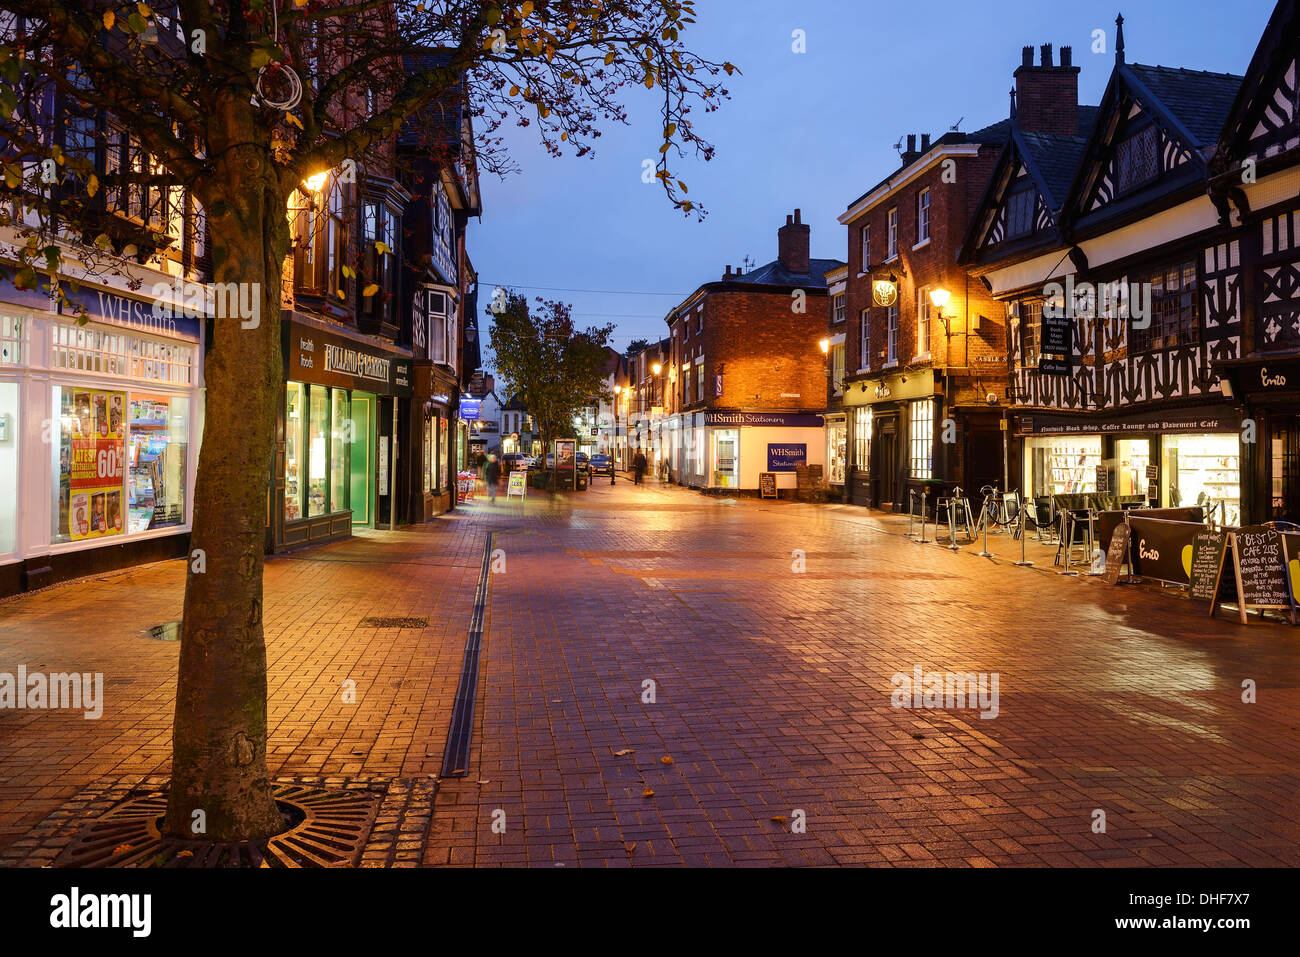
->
[1203,526,1296,624]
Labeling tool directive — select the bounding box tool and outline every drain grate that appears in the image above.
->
[360,616,428,628]
[440,531,494,778]
[55,782,383,868]
[145,621,181,641]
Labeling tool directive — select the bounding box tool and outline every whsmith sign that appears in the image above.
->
[284,320,412,397]
[703,411,824,428]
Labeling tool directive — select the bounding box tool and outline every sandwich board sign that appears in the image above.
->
[506,471,527,501]
[1206,526,1296,624]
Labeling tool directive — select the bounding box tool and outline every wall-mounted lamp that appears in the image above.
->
[652,362,662,375]
[818,337,830,354]
[303,170,329,193]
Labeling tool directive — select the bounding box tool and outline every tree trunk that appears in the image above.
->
[162,107,287,841]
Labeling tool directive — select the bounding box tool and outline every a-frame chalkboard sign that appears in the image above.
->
[1207,527,1297,625]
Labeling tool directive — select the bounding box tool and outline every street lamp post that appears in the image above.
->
[651,361,663,480]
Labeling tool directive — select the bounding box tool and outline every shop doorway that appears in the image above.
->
[375,396,395,527]
[964,427,1002,493]
[1271,420,1300,521]
[876,416,898,506]
[349,392,375,526]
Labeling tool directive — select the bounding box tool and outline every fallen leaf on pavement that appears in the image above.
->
[624,842,637,854]
[642,788,654,798]
[613,748,633,756]
[660,756,674,766]
[176,850,194,858]
[113,844,132,854]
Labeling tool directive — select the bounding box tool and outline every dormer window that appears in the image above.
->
[1115,125,1158,194]
[1005,186,1035,239]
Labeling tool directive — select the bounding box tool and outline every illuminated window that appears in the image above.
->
[909,399,933,479]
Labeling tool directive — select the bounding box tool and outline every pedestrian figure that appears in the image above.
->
[633,447,647,486]
[484,453,501,503]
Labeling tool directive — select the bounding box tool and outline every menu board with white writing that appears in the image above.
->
[1232,526,1290,609]
[1188,529,1229,602]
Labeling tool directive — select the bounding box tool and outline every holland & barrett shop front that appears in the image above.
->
[275,318,413,550]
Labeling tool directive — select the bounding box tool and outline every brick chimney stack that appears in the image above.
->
[777,208,810,276]
[1013,41,1080,136]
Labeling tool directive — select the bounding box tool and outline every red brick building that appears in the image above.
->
[659,210,844,492]
[835,67,1073,510]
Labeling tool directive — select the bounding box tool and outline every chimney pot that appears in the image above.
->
[1040,43,1053,67]
[1021,45,1033,67]
[786,214,793,226]
[921,133,931,151]
[906,134,916,152]
[794,208,802,224]
[777,206,811,276]
[1060,45,1072,67]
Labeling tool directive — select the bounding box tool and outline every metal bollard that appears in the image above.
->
[1059,512,1079,575]
[907,489,916,539]
[1013,502,1034,566]
[978,490,994,558]
[918,489,931,544]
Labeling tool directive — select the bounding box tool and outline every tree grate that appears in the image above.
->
[54,783,383,868]
[360,616,429,628]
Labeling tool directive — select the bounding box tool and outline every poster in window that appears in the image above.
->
[69,389,126,541]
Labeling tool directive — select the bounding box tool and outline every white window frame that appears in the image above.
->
[859,308,870,371]
[860,224,871,271]
[887,208,898,260]
[909,398,933,479]
[916,286,931,359]
[916,188,930,244]
[886,305,899,366]
[832,293,846,325]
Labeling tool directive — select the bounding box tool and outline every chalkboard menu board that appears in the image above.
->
[759,472,777,499]
[1188,529,1229,601]
[1233,526,1291,609]
[1146,464,1158,480]
[1095,465,1109,493]
[1102,522,1131,585]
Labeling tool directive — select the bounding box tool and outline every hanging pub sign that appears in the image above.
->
[872,279,898,307]
[459,397,481,420]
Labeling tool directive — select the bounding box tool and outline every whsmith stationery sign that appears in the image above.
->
[284,320,413,397]
[704,411,824,428]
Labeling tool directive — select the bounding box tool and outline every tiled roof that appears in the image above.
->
[844,124,1011,214]
[1017,106,1100,207]
[728,257,846,289]
[1125,64,1244,147]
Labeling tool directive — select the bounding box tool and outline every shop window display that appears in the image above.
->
[827,417,847,484]
[0,382,17,553]
[307,386,328,516]
[1025,435,1102,497]
[329,388,348,513]
[1114,438,1151,498]
[285,383,304,520]
[127,393,188,532]
[1162,434,1239,526]
[52,386,127,543]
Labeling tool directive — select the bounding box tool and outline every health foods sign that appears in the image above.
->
[285,320,413,397]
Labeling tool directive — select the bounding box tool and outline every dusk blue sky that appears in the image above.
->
[468,0,1276,357]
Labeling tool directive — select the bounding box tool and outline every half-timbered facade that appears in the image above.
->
[1206,0,1300,523]
[961,16,1249,524]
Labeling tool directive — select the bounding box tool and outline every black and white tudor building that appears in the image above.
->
[960,5,1300,526]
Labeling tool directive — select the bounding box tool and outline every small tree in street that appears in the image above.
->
[0,0,731,842]
[488,289,612,482]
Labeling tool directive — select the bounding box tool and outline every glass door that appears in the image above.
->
[712,429,738,488]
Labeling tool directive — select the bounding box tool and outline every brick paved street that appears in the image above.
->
[2,480,1299,866]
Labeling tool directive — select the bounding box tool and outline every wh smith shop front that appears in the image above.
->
[677,410,825,492]
[1,279,203,597]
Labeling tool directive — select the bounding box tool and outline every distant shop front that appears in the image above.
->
[274,317,412,550]
[1217,356,1300,524]
[1013,406,1242,525]
[676,410,825,492]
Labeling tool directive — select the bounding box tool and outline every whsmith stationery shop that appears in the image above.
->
[1,277,204,597]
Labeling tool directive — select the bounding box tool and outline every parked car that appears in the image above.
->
[588,453,613,476]
[500,453,528,472]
